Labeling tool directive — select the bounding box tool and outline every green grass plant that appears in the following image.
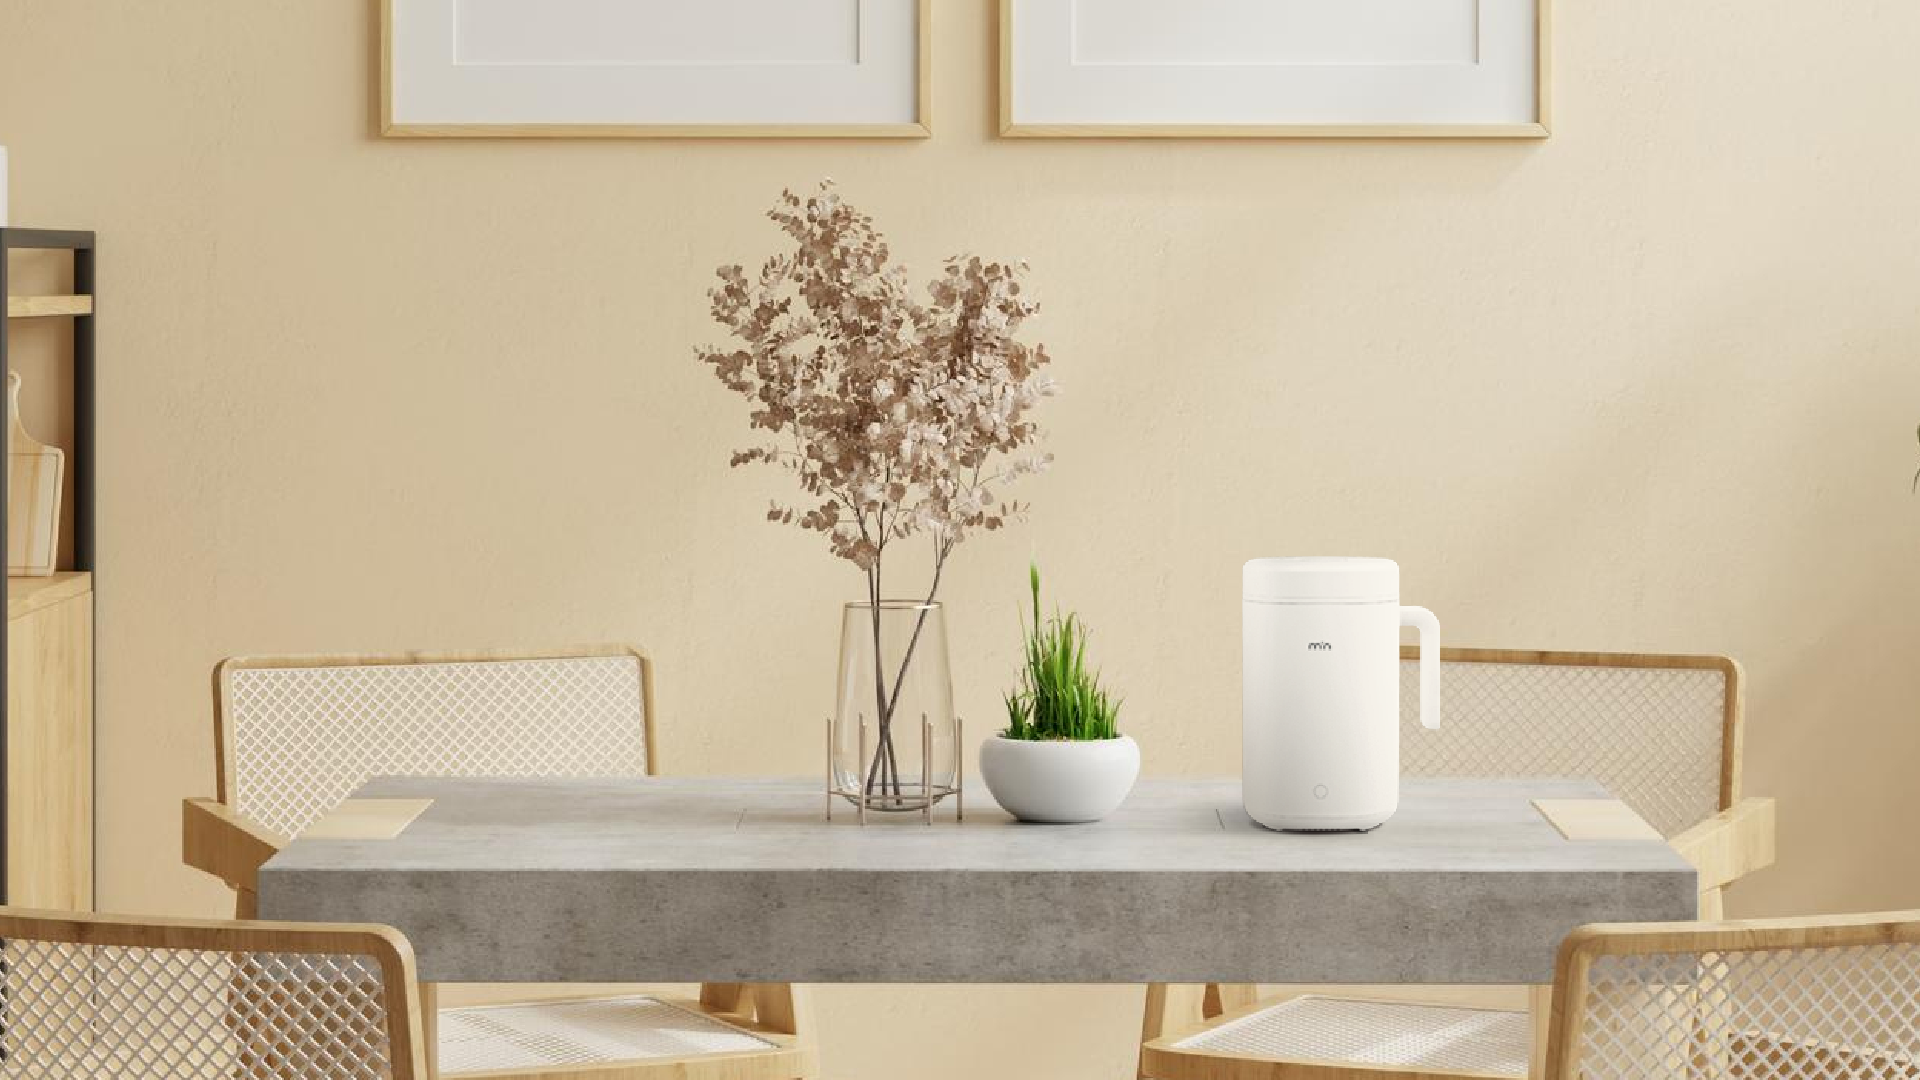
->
[1002,563,1122,741]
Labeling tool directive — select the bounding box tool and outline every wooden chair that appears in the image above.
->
[181,645,817,1080]
[1139,648,1777,1078]
[1144,910,1919,1080]
[0,905,428,1078]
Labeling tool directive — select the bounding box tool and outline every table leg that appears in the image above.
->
[1529,985,1552,1079]
[745,984,819,1077]
[1138,984,1207,1079]
[1205,983,1259,1018]
[699,982,749,1018]
[421,982,439,1078]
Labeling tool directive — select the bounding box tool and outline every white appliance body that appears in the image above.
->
[1242,558,1439,832]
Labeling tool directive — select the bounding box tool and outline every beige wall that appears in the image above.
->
[4,1,1919,1076]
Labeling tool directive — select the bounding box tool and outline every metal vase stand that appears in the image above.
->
[827,714,963,825]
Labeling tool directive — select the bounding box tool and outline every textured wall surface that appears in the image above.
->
[3,2,1918,1076]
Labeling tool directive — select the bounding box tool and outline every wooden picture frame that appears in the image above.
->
[382,0,931,138]
[999,0,1551,139]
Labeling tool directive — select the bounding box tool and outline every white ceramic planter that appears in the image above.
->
[979,734,1140,823]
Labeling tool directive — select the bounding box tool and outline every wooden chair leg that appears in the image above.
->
[421,982,439,1079]
[235,888,258,920]
[1140,983,1208,1079]
[1528,985,1551,1079]
[1699,886,1726,921]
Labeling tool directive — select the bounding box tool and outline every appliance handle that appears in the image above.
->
[1400,605,1441,729]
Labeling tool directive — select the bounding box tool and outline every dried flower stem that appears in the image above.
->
[860,534,954,798]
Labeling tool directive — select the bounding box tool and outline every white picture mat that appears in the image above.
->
[388,0,922,129]
[1072,0,1481,67]
[454,0,860,67]
[1007,0,1541,129]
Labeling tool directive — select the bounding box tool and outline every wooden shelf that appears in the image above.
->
[0,227,94,912]
[6,295,94,319]
[8,572,92,622]
[6,567,93,912]
[0,227,94,913]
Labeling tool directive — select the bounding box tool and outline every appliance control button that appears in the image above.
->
[1313,784,1329,800]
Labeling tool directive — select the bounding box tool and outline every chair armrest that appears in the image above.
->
[1670,797,1775,892]
[182,797,287,894]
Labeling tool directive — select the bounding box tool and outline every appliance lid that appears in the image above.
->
[1244,557,1400,603]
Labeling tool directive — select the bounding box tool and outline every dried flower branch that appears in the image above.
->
[699,181,1056,799]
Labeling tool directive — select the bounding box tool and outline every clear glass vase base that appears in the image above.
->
[824,714,965,825]
[829,785,961,813]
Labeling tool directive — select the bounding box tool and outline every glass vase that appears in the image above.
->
[831,601,958,812]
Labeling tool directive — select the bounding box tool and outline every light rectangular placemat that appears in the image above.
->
[301,798,435,840]
[1533,798,1662,842]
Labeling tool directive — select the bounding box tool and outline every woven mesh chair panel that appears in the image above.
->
[1576,943,1920,1080]
[1173,996,1531,1076]
[436,995,777,1075]
[1399,659,1726,837]
[226,654,647,837]
[0,932,395,1079]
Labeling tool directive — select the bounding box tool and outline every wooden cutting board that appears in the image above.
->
[8,371,64,577]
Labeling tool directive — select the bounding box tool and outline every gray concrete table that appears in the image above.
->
[258,776,1696,985]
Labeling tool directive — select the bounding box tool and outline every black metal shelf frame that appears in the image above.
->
[0,227,97,906]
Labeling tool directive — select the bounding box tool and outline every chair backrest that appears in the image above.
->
[1399,648,1741,838]
[0,907,425,1080]
[215,645,655,839]
[1547,911,1920,1080]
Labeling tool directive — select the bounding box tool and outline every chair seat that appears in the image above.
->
[438,993,780,1075]
[1172,995,1531,1077]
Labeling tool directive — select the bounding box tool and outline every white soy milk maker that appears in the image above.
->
[1242,557,1439,832]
